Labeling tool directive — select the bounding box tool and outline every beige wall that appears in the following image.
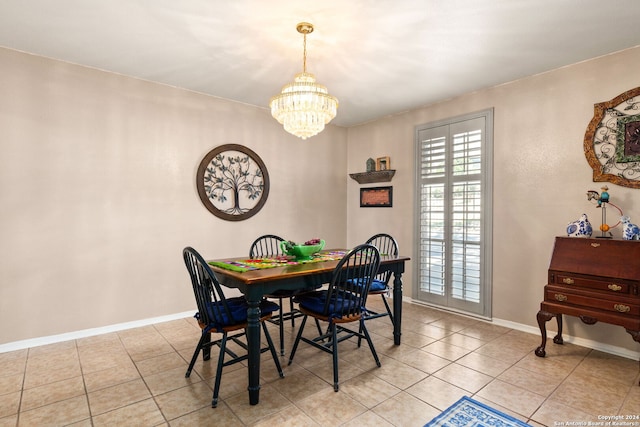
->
[0,47,348,345]
[2,45,640,356]
[346,46,640,354]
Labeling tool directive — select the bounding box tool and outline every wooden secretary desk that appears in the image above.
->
[535,237,640,370]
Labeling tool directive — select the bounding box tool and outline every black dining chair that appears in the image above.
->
[249,234,322,356]
[182,246,284,408]
[363,233,398,326]
[287,243,382,391]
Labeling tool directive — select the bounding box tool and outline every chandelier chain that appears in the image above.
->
[302,32,307,73]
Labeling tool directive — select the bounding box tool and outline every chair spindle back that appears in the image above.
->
[183,247,236,329]
[324,244,381,318]
[365,233,398,287]
[249,234,285,258]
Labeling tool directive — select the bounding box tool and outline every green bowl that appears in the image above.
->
[280,240,325,260]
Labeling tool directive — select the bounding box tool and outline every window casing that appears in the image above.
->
[414,109,493,318]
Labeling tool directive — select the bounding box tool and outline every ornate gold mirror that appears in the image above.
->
[584,86,640,189]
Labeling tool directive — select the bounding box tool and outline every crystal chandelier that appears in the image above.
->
[269,22,338,140]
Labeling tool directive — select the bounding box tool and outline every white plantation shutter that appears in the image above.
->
[415,110,493,317]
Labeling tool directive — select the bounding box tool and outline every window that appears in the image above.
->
[414,109,493,318]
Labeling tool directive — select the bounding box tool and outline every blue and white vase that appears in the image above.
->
[566,214,593,238]
[621,216,640,240]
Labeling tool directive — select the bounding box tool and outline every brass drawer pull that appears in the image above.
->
[608,284,622,292]
[590,243,600,248]
[614,304,630,313]
[562,278,574,285]
[555,294,568,302]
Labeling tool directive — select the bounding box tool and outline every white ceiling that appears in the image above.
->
[1,0,639,127]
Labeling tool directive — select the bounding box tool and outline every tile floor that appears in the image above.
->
[1,299,639,426]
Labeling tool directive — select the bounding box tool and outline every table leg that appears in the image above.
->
[245,296,262,405]
[535,310,553,357]
[627,329,640,344]
[553,314,564,345]
[625,330,640,386]
[392,271,403,345]
[535,310,563,357]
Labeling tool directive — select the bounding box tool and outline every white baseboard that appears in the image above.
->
[491,317,640,361]
[405,297,639,361]
[0,311,194,353]
[3,300,639,361]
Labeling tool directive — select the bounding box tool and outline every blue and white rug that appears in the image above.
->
[425,396,532,427]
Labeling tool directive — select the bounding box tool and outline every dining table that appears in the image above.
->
[207,249,411,405]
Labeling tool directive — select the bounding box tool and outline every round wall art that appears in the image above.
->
[196,144,270,221]
[584,86,640,189]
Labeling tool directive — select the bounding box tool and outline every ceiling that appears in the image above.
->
[1,0,639,127]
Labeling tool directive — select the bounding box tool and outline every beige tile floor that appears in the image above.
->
[1,299,639,426]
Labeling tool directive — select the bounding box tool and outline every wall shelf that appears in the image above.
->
[349,170,396,184]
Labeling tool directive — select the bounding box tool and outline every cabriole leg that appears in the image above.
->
[535,310,555,357]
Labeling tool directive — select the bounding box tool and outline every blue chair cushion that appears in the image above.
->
[294,290,358,318]
[197,297,279,332]
[346,278,388,292]
[369,279,388,292]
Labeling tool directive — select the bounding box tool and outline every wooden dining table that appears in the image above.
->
[207,249,410,405]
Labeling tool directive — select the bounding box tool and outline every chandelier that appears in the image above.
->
[269,22,338,140]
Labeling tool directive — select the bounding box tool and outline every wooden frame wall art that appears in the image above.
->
[584,86,640,189]
[376,156,390,171]
[360,186,393,207]
[197,144,270,221]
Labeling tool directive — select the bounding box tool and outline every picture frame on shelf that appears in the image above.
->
[360,186,393,208]
[376,156,390,171]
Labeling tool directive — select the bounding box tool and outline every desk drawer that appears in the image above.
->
[545,286,640,316]
[550,271,635,294]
